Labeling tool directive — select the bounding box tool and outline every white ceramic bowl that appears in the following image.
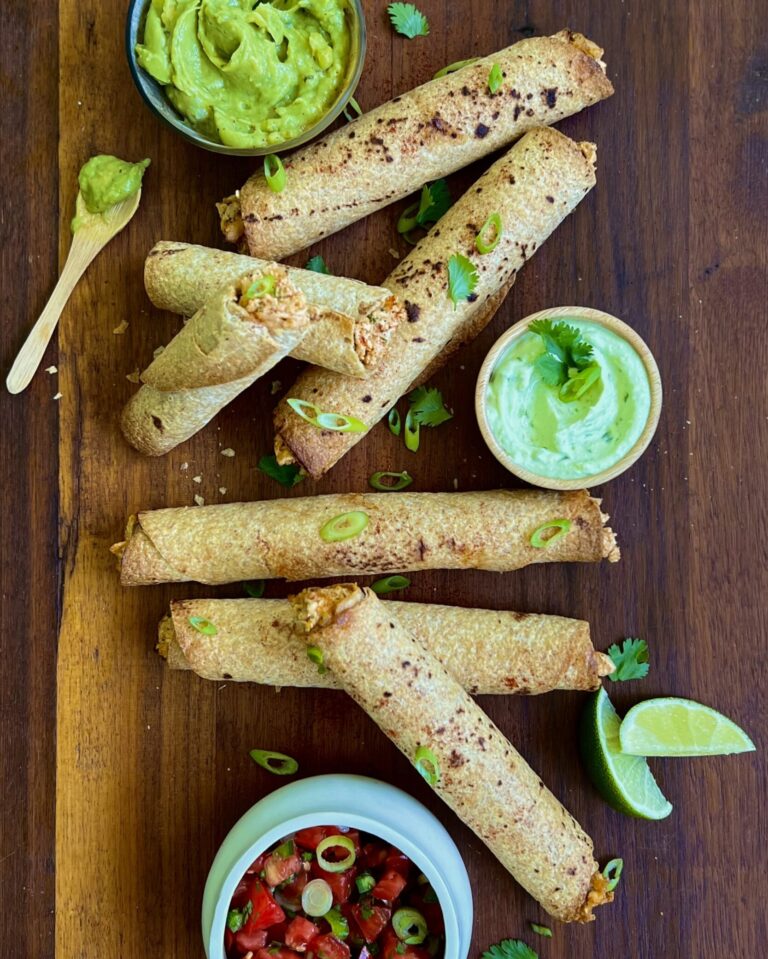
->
[203,775,473,959]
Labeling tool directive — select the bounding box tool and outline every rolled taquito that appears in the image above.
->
[292,584,614,923]
[158,597,614,692]
[113,489,619,586]
[144,242,404,377]
[273,126,597,478]
[219,30,612,258]
[121,265,310,456]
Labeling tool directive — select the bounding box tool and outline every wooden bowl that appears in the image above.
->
[474,306,663,490]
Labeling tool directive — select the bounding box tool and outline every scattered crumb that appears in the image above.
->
[388,247,400,259]
[112,320,129,335]
[192,475,202,484]
[45,366,57,374]
[452,477,458,489]
[53,392,62,401]
[194,494,205,506]
[153,345,165,358]
[180,462,189,471]
[126,369,140,384]
[221,448,236,457]
[270,380,282,395]
[219,487,227,495]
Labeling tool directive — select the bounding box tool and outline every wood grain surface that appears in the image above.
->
[2,1,767,956]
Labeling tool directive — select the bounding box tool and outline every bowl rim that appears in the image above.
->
[125,0,367,156]
[207,805,462,959]
[474,305,663,490]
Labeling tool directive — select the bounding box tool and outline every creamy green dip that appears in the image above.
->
[72,155,150,231]
[485,319,651,480]
[136,0,352,149]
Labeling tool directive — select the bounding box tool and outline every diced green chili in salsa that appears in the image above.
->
[225,826,444,959]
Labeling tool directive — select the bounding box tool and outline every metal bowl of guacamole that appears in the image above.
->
[126,0,366,155]
[475,307,662,490]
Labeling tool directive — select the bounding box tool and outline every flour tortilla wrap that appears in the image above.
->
[273,127,598,477]
[158,597,614,692]
[121,266,310,456]
[144,242,404,377]
[220,30,612,258]
[113,489,619,585]
[292,584,614,923]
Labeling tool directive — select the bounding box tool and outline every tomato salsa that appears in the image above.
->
[225,826,445,959]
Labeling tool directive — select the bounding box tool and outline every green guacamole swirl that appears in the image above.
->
[71,155,150,231]
[135,0,352,149]
[485,319,651,480]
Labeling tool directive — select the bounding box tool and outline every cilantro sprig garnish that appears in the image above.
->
[397,179,452,243]
[481,940,538,959]
[607,637,650,682]
[447,253,478,307]
[409,385,453,427]
[387,2,429,38]
[529,318,602,403]
[258,454,304,488]
[305,255,330,274]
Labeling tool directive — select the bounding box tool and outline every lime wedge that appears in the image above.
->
[579,688,673,819]
[619,697,756,757]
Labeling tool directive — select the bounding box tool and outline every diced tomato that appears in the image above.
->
[241,878,286,932]
[278,869,309,910]
[247,853,268,875]
[349,902,391,943]
[383,849,412,879]
[264,850,302,888]
[360,842,388,870]
[371,871,407,903]
[233,928,268,954]
[231,878,251,909]
[224,927,236,955]
[293,826,335,850]
[311,934,351,959]
[286,917,320,952]
[255,947,301,959]
[379,927,430,959]
[311,858,354,904]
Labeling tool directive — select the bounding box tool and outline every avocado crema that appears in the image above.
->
[136,0,352,149]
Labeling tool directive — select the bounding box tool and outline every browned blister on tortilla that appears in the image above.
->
[116,488,618,585]
[273,127,598,478]
[225,31,612,259]
[291,584,614,922]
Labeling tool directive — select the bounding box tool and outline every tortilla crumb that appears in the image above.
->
[113,320,129,335]
[45,366,57,374]
[219,487,227,495]
[388,247,400,259]
[192,475,202,484]
[270,380,282,395]
[180,462,189,471]
[221,448,236,457]
[193,494,205,506]
[453,478,459,489]
[53,392,62,400]
[126,369,140,384]
[153,345,165,358]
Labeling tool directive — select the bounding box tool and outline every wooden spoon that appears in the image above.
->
[6,189,142,394]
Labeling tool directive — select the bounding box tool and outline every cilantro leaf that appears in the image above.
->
[258,454,304,488]
[408,385,453,427]
[447,253,478,307]
[417,179,452,226]
[534,352,567,387]
[481,940,538,959]
[387,2,429,38]
[529,318,601,400]
[606,637,650,682]
[305,255,330,274]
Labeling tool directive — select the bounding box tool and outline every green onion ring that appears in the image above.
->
[414,746,440,785]
[315,411,368,433]
[323,906,350,939]
[396,200,421,235]
[602,858,624,891]
[302,878,333,917]
[488,62,503,94]
[530,518,572,548]
[243,580,265,598]
[343,96,363,122]
[369,470,413,492]
[242,274,276,304]
[316,834,356,873]
[530,923,552,938]
[356,872,376,894]
[433,57,480,79]
[319,511,369,543]
[392,908,428,945]
[188,615,217,636]
[388,408,402,437]
[559,364,602,403]
[307,645,328,674]
[273,839,295,859]
[475,212,503,254]
[404,408,420,452]
[264,154,286,193]
[371,575,411,595]
[287,397,322,425]
[249,749,298,775]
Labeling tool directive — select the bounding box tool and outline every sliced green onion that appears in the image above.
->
[475,212,502,254]
[559,363,602,403]
[244,580,266,598]
[602,858,624,892]
[433,57,480,79]
[396,200,421,236]
[301,851,314,862]
[242,274,276,304]
[316,834,356,873]
[404,408,420,452]
[319,511,369,543]
[323,906,350,939]
[371,575,411,595]
[188,616,217,636]
[530,518,572,548]
[227,907,244,933]
[530,923,552,938]
[307,645,328,674]
[287,397,322,425]
[414,746,440,786]
[343,96,363,122]
[388,408,402,437]
[392,908,428,945]
[356,872,376,894]
[264,154,286,193]
[369,470,413,492]
[249,749,299,776]
[488,62,503,93]
[273,839,295,859]
[302,878,333,917]
[315,411,368,433]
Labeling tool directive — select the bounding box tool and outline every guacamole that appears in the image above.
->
[485,319,652,480]
[135,0,352,149]
[71,155,150,232]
